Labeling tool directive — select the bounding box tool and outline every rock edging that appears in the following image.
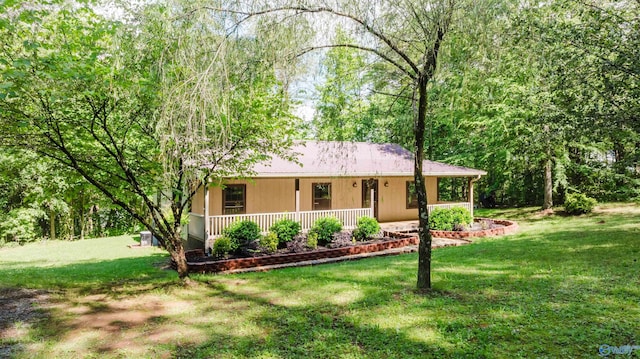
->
[429,218,518,239]
[383,218,518,240]
[187,236,419,273]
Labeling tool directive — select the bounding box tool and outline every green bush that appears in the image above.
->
[564,193,597,215]
[306,232,318,249]
[269,218,301,247]
[450,207,473,229]
[429,207,472,231]
[429,207,454,231]
[223,220,261,249]
[212,236,237,257]
[259,231,279,253]
[353,216,381,241]
[309,217,342,246]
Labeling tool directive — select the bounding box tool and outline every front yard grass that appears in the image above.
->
[0,204,638,358]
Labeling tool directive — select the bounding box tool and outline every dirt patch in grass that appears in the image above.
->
[0,288,49,357]
[39,291,205,358]
[595,203,640,215]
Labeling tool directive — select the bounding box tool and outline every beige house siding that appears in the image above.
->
[298,177,360,211]
[191,186,205,215]
[195,176,448,222]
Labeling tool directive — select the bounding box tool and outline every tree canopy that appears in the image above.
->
[1,0,638,284]
[0,0,298,277]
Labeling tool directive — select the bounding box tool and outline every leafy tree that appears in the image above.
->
[222,0,517,288]
[237,0,508,289]
[313,29,370,141]
[0,1,297,278]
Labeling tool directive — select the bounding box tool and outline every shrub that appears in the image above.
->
[429,207,472,231]
[429,207,454,231]
[450,207,473,229]
[212,236,236,258]
[269,218,301,247]
[329,231,354,248]
[306,232,318,249]
[223,220,261,252]
[287,234,308,253]
[353,216,381,241]
[259,231,279,253]
[309,217,342,245]
[564,193,597,215]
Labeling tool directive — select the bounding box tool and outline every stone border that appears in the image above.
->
[187,237,419,273]
[185,218,517,273]
[429,218,518,239]
[383,218,518,240]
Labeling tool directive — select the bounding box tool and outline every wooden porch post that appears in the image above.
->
[468,175,482,218]
[295,179,300,221]
[370,188,375,217]
[468,177,474,218]
[204,183,211,250]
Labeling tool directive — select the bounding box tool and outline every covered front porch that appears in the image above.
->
[187,202,474,250]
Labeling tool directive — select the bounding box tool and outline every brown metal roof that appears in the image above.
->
[250,141,486,178]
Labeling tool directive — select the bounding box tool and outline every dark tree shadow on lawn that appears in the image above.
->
[174,281,487,359]
[6,212,639,358]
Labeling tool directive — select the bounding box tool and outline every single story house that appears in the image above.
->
[188,141,486,250]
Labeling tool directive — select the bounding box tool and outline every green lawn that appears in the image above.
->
[0,204,638,358]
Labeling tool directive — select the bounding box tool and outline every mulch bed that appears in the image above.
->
[183,218,518,274]
[186,236,419,273]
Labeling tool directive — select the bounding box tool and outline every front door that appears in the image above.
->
[362,179,378,219]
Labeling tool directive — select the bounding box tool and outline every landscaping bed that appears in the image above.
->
[185,218,518,273]
[429,218,518,239]
[186,235,419,273]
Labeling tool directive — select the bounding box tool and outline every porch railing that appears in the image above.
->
[206,207,373,238]
[189,203,473,241]
[427,202,473,215]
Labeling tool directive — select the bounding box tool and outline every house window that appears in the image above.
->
[406,181,419,209]
[223,184,246,214]
[312,183,331,210]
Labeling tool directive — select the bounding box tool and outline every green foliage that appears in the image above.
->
[564,193,597,215]
[259,231,279,253]
[213,236,237,258]
[0,208,43,244]
[269,218,301,247]
[353,216,381,241]
[429,207,455,231]
[313,29,368,141]
[309,217,342,246]
[306,232,318,249]
[222,220,261,248]
[0,1,299,275]
[429,207,472,231]
[450,207,473,228]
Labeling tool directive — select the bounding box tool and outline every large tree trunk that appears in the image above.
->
[168,234,190,279]
[543,157,553,210]
[415,74,432,290]
[49,209,56,240]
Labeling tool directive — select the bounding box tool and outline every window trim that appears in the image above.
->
[406,181,419,209]
[222,184,246,215]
